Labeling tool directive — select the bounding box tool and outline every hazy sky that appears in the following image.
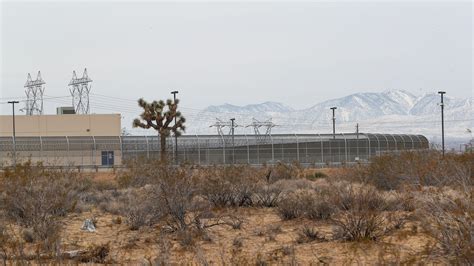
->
[1,1,472,116]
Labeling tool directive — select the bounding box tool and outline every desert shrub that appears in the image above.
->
[329,183,393,241]
[158,174,213,232]
[116,158,189,187]
[306,199,334,220]
[0,224,9,264]
[328,181,388,211]
[122,188,164,230]
[277,191,306,220]
[267,162,303,182]
[341,151,474,191]
[332,210,386,241]
[277,188,335,221]
[296,226,325,243]
[306,171,327,180]
[199,166,259,207]
[417,190,473,263]
[277,189,332,220]
[255,183,283,207]
[0,162,87,244]
[384,191,416,212]
[233,236,244,248]
[76,244,111,263]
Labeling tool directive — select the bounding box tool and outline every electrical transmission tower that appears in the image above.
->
[246,118,277,142]
[24,71,45,115]
[210,118,240,137]
[69,68,92,114]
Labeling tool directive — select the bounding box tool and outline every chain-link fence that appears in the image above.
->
[0,133,429,168]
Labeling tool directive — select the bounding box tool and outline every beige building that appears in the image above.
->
[0,114,122,168]
[0,114,121,137]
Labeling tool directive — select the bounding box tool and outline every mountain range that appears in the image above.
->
[186,90,472,147]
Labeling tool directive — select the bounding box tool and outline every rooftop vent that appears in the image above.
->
[56,106,76,115]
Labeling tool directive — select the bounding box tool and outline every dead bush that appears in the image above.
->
[418,190,473,263]
[255,183,283,207]
[340,151,474,191]
[328,182,388,211]
[116,158,189,187]
[199,166,259,207]
[277,189,334,221]
[329,182,394,241]
[267,162,303,182]
[277,191,306,220]
[296,226,325,243]
[233,236,244,249]
[0,162,87,245]
[122,188,164,230]
[76,244,110,264]
[306,199,334,220]
[332,210,386,241]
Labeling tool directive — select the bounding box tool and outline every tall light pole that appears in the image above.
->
[230,118,235,164]
[171,90,179,164]
[8,101,19,168]
[330,107,337,139]
[438,91,446,157]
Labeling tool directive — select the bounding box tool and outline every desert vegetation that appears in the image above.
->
[0,151,472,264]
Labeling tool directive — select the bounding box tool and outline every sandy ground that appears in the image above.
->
[40,207,437,264]
[3,167,446,264]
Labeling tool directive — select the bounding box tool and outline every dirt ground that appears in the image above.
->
[3,162,462,264]
[41,207,435,264]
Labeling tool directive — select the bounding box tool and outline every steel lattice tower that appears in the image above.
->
[69,68,92,114]
[210,118,240,136]
[246,118,277,142]
[24,71,45,115]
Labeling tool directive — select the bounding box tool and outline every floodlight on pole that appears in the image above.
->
[438,91,446,157]
[230,118,235,164]
[8,101,20,168]
[171,90,179,164]
[330,107,337,139]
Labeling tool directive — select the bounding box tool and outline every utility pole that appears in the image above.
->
[8,101,19,168]
[438,91,446,157]
[171,90,179,164]
[330,107,337,139]
[230,118,235,164]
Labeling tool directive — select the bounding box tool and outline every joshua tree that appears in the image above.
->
[133,98,185,161]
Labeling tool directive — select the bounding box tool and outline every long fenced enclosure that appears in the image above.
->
[0,133,429,168]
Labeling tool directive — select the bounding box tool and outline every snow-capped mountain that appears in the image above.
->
[205,101,294,114]
[187,90,473,147]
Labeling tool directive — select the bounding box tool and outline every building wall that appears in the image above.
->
[0,114,121,137]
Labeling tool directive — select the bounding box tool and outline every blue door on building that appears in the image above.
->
[101,151,114,166]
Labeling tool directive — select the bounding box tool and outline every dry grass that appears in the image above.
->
[0,151,472,264]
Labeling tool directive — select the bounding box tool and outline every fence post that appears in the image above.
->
[270,133,274,165]
[92,136,96,167]
[295,134,299,163]
[391,134,398,152]
[39,136,43,164]
[342,133,348,162]
[319,133,323,164]
[245,133,250,164]
[414,135,422,149]
[372,134,380,157]
[66,136,70,166]
[383,134,389,153]
[221,134,226,165]
[196,134,200,165]
[145,135,149,159]
[119,136,123,164]
[404,134,414,150]
[366,133,371,160]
